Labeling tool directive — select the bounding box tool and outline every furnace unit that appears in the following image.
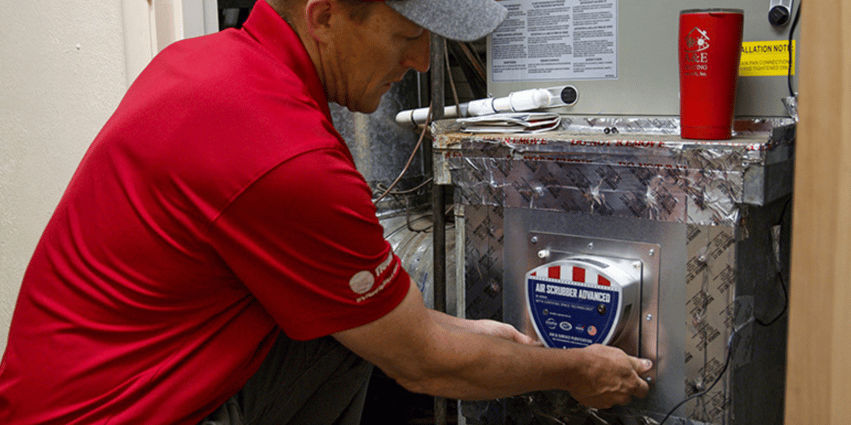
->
[428,0,798,422]
[434,119,794,424]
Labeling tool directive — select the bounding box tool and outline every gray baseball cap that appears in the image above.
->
[384,0,508,42]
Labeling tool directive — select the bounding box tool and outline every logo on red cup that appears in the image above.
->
[684,27,710,52]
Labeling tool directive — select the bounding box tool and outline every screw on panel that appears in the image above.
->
[538,249,550,259]
[632,261,642,269]
[531,236,539,244]
[588,242,594,249]
[648,249,655,256]
[646,314,653,321]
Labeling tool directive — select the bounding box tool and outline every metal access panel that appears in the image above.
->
[487,0,800,117]
[503,208,688,413]
[520,232,660,381]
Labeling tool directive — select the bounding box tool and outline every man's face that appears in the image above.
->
[322,3,431,113]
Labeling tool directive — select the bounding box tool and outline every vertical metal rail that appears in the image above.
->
[429,33,448,425]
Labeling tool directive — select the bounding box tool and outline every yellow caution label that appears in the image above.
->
[739,40,796,77]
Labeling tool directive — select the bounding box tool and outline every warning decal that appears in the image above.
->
[739,40,796,77]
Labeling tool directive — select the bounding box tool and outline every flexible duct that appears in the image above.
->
[380,213,456,314]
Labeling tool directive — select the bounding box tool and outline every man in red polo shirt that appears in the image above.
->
[0,0,652,423]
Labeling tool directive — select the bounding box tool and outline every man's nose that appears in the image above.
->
[402,30,431,73]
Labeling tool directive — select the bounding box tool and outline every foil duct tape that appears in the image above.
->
[434,116,793,138]
[433,118,794,227]
[684,224,738,424]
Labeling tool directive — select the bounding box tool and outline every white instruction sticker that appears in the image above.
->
[492,0,618,82]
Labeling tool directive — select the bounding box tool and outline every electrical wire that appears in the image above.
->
[787,1,802,97]
[405,202,431,232]
[379,37,465,206]
[444,38,463,119]
[387,177,434,196]
[381,40,462,224]
[755,271,788,327]
[658,329,737,425]
[372,103,432,204]
[756,198,793,327]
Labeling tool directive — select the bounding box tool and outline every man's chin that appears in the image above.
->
[342,99,382,115]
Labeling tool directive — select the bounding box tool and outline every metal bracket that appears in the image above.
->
[528,232,660,382]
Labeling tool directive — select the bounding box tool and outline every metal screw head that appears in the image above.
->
[587,242,594,249]
[646,314,653,321]
[632,261,642,269]
[649,249,655,256]
[531,236,539,244]
[538,249,550,259]
[645,377,653,383]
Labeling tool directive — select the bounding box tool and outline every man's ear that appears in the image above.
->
[304,0,334,43]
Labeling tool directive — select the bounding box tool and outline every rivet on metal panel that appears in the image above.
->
[531,236,539,244]
[632,261,642,269]
[537,249,550,259]
[646,314,653,321]
[648,249,655,256]
[588,242,594,250]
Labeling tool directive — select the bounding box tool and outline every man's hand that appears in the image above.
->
[567,344,653,409]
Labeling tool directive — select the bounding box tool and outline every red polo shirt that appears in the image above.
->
[0,2,410,423]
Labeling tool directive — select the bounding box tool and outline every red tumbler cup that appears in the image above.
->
[678,9,744,140]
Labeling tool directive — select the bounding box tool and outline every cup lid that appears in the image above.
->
[680,8,744,15]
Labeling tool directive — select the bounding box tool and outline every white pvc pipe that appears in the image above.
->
[395,86,577,126]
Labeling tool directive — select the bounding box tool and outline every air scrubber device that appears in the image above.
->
[525,256,640,349]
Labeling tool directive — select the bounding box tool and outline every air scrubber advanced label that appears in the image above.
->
[527,277,619,349]
[491,0,618,82]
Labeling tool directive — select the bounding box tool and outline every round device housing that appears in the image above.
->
[525,257,640,349]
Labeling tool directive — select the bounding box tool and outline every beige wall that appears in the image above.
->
[0,0,196,353]
[0,1,151,352]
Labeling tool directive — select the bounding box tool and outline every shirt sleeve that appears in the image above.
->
[205,147,411,340]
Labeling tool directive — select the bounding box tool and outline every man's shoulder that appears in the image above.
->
[97,31,344,219]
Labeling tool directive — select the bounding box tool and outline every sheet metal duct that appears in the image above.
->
[434,118,793,425]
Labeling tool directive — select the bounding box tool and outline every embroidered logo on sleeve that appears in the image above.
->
[348,252,400,303]
[348,271,375,295]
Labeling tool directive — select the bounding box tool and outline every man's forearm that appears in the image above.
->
[395,324,588,400]
[335,281,650,408]
[427,308,466,330]
[427,309,540,345]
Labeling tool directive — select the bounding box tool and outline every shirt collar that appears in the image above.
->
[242,0,332,120]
